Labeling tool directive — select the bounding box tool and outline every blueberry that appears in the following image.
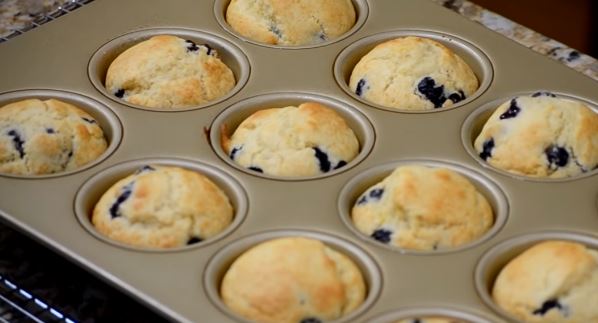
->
[187,237,203,245]
[248,166,263,173]
[355,78,368,97]
[67,151,73,158]
[114,88,125,98]
[312,147,331,173]
[371,229,392,244]
[202,43,214,56]
[46,128,55,134]
[499,99,521,120]
[531,91,556,98]
[479,138,494,161]
[369,188,384,200]
[417,76,446,108]
[412,319,422,323]
[300,318,321,323]
[567,50,580,62]
[81,117,97,124]
[533,299,562,316]
[545,145,569,168]
[448,90,466,104]
[7,130,25,159]
[356,195,368,205]
[334,160,347,170]
[185,39,200,52]
[269,24,283,39]
[229,146,242,160]
[109,182,134,219]
[318,32,327,41]
[135,165,155,174]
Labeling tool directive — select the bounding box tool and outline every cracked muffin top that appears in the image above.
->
[221,102,359,177]
[220,237,366,323]
[349,36,478,110]
[225,0,356,46]
[351,165,493,251]
[105,35,235,109]
[493,240,598,322]
[0,98,107,175]
[92,165,233,249]
[474,92,598,178]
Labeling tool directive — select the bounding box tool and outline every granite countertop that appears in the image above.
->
[0,0,596,322]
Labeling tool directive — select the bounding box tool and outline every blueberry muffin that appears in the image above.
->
[92,165,233,248]
[351,165,493,250]
[220,237,366,323]
[0,98,107,175]
[222,102,359,177]
[105,35,235,109]
[225,0,356,46]
[474,92,598,178]
[396,318,468,323]
[349,36,478,110]
[493,240,598,322]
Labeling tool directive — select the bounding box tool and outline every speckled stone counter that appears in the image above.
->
[0,0,596,321]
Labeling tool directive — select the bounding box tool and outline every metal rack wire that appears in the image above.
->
[0,0,94,43]
[0,274,76,323]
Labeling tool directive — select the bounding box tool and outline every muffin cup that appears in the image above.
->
[74,157,248,252]
[88,28,250,112]
[461,92,598,182]
[0,89,122,179]
[209,92,376,181]
[474,231,598,323]
[203,229,382,323]
[337,159,509,254]
[213,0,369,49]
[334,30,493,113]
[367,306,494,323]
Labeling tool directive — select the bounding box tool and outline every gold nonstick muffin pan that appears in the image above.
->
[0,0,597,322]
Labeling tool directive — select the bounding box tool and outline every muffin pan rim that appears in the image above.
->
[337,159,510,255]
[73,157,249,253]
[0,88,123,179]
[461,91,598,183]
[87,27,251,112]
[202,229,383,323]
[333,29,494,114]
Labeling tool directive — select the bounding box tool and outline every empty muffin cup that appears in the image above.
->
[338,160,508,254]
[334,30,493,113]
[74,158,248,251]
[461,92,598,181]
[0,89,121,178]
[214,0,369,49]
[88,28,250,111]
[475,231,598,323]
[209,92,375,180]
[203,229,382,323]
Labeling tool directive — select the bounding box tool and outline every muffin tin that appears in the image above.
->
[0,0,597,322]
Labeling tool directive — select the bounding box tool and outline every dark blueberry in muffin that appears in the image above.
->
[186,237,203,245]
[567,50,580,62]
[269,24,283,39]
[81,117,97,124]
[229,146,242,160]
[202,43,214,56]
[248,166,263,173]
[369,188,384,200]
[135,165,155,174]
[355,78,368,97]
[185,39,200,52]
[417,76,446,108]
[46,128,55,134]
[109,182,134,219]
[300,318,321,323]
[313,147,331,173]
[531,91,556,98]
[545,145,569,168]
[334,160,347,170]
[357,195,368,205]
[371,229,392,244]
[448,90,466,104]
[114,88,126,98]
[500,99,521,120]
[479,138,495,161]
[412,319,422,323]
[533,298,563,316]
[7,129,25,158]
